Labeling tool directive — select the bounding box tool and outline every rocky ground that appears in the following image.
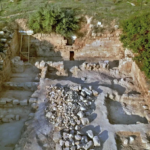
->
[1,59,150,150]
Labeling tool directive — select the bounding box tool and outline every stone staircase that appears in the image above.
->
[0,63,39,150]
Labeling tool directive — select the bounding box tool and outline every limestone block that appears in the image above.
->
[56,144,62,150]
[2,118,9,123]
[4,104,13,108]
[13,99,20,105]
[75,135,82,140]
[31,103,38,109]
[129,136,134,144]
[70,66,80,77]
[123,138,128,146]
[53,131,61,143]
[82,88,92,96]
[93,136,100,146]
[46,112,52,118]
[83,141,93,149]
[81,117,89,125]
[0,99,6,104]
[35,61,40,68]
[37,133,47,142]
[16,115,20,121]
[0,31,4,35]
[20,99,28,106]
[80,62,87,70]
[59,139,65,146]
[92,90,98,96]
[39,60,46,69]
[5,98,13,103]
[119,59,132,74]
[29,98,37,104]
[31,90,39,98]
[86,130,94,139]
[5,114,15,119]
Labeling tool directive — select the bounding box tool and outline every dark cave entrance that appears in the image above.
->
[70,51,74,60]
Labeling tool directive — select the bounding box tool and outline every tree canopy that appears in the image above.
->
[120,12,150,78]
[28,4,79,37]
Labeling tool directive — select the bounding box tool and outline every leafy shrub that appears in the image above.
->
[28,4,79,37]
[120,12,150,78]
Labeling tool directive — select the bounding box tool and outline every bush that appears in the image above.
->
[120,12,150,78]
[28,4,79,37]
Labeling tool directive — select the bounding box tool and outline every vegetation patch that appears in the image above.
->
[28,4,79,37]
[120,12,150,78]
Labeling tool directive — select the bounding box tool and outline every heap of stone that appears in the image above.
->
[45,85,100,149]
[47,61,68,76]
[54,129,100,150]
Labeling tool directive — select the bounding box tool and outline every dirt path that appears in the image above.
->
[0,10,36,19]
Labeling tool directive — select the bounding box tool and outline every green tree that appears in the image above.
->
[120,12,150,78]
[28,4,79,37]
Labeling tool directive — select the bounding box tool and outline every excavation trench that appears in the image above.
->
[105,98,148,125]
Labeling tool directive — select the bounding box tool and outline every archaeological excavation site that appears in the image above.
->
[0,1,150,150]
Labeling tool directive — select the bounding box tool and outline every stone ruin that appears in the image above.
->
[0,23,150,150]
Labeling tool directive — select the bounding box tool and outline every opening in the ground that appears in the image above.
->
[105,98,148,124]
[70,51,74,60]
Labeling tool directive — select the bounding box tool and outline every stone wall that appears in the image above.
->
[74,34,124,60]
[30,33,67,57]
[118,56,149,95]
[10,30,20,57]
[131,62,148,94]
[27,31,124,61]
[0,29,20,91]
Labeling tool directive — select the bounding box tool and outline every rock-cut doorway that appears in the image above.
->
[70,51,74,60]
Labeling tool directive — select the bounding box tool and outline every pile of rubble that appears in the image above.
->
[0,114,20,123]
[54,129,100,150]
[35,60,68,78]
[0,97,38,109]
[47,61,68,76]
[70,61,110,77]
[80,61,109,71]
[45,85,100,149]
